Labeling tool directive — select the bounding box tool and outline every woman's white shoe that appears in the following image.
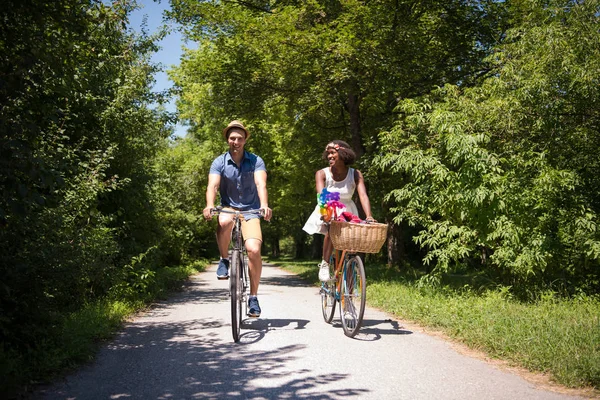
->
[318,261,331,282]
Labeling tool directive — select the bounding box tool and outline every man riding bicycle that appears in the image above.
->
[202,120,272,317]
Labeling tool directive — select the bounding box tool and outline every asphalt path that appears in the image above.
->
[35,262,587,400]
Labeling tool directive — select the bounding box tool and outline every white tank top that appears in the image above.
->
[323,167,357,211]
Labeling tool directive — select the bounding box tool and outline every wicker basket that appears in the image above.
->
[329,220,388,253]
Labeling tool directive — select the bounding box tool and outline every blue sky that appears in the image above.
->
[128,0,193,137]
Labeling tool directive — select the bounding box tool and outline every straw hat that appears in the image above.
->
[222,120,250,139]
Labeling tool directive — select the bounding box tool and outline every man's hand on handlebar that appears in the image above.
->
[203,206,216,220]
[261,207,272,222]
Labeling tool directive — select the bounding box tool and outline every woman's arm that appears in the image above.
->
[355,169,374,220]
[315,169,326,193]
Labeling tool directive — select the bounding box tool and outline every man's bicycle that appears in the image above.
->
[320,219,387,338]
[210,207,264,343]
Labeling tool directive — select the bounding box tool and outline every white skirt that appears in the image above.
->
[302,200,358,235]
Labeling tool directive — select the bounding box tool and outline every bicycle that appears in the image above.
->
[320,248,367,338]
[210,206,264,343]
[320,219,387,338]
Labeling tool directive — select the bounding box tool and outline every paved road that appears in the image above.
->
[35,263,586,400]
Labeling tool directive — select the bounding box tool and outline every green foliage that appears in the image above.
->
[374,0,600,294]
[0,0,188,394]
[152,136,219,261]
[168,0,502,257]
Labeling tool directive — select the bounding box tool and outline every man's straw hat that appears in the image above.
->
[222,120,249,139]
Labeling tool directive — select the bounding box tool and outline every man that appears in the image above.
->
[203,120,272,317]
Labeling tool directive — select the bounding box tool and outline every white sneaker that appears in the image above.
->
[318,261,331,282]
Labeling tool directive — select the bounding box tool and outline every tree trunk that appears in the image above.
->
[386,220,404,269]
[311,234,323,260]
[347,84,365,158]
[271,237,280,258]
[294,233,304,259]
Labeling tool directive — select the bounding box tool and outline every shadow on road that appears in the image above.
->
[353,318,414,341]
[318,317,413,342]
[244,317,310,331]
[235,317,311,345]
[36,272,371,399]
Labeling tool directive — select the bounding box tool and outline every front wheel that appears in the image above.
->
[230,250,243,342]
[320,257,337,323]
[339,255,366,338]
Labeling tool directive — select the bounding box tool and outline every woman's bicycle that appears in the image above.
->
[320,248,366,337]
[210,207,264,343]
[320,219,387,338]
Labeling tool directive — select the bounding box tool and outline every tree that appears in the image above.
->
[374,0,600,294]
[0,0,173,389]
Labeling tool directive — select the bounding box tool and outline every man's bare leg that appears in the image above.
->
[216,214,234,259]
[245,238,263,295]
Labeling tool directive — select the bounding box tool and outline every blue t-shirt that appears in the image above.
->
[209,151,266,211]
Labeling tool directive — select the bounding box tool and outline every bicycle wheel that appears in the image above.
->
[339,255,366,338]
[320,256,337,323]
[242,254,249,318]
[230,249,243,342]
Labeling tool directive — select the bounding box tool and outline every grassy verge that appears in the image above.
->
[2,260,209,398]
[270,257,600,392]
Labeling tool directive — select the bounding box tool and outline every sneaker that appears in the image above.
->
[248,297,261,317]
[318,261,331,282]
[216,258,229,280]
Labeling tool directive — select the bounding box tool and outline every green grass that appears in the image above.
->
[2,260,209,398]
[269,257,600,392]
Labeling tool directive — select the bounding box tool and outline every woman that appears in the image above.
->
[302,140,375,281]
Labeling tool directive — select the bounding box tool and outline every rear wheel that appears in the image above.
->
[320,256,337,323]
[340,255,366,338]
[230,250,243,342]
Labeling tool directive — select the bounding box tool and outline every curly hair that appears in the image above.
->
[322,140,356,165]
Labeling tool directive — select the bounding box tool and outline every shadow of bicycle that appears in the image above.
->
[236,318,310,344]
[333,318,414,341]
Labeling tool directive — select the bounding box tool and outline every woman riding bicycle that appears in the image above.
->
[302,140,375,282]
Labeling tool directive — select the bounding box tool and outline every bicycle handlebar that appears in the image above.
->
[210,207,265,218]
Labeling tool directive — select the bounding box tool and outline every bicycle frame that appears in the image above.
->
[331,249,348,293]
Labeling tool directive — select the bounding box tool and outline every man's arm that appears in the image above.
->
[203,173,221,220]
[254,170,272,221]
